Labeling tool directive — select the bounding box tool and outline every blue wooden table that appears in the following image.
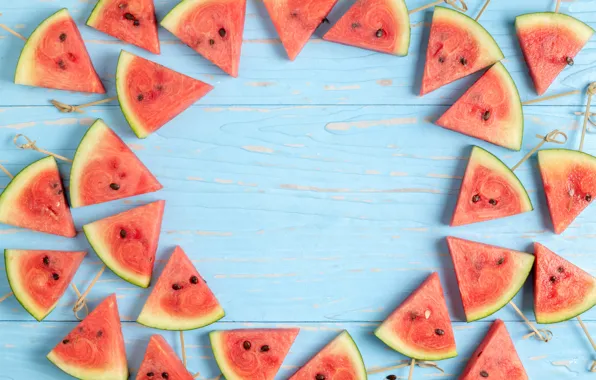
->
[1,0,595,378]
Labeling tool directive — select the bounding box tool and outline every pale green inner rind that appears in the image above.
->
[47,351,129,380]
[516,12,594,42]
[210,331,241,380]
[536,283,596,324]
[137,304,225,331]
[389,0,411,56]
[115,50,148,138]
[160,0,201,33]
[333,331,367,380]
[374,325,458,361]
[538,148,596,171]
[86,0,109,27]
[490,62,524,151]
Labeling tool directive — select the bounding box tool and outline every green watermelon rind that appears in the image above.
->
[137,302,225,331]
[115,50,150,139]
[374,324,458,361]
[536,284,596,324]
[47,350,129,380]
[515,12,595,41]
[85,0,110,28]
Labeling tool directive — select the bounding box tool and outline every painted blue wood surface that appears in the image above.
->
[0,0,595,379]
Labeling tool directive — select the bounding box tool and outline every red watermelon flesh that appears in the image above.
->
[0,156,76,238]
[323,0,410,56]
[374,272,457,360]
[264,0,338,60]
[47,294,129,380]
[161,0,246,77]
[516,13,594,95]
[136,335,194,380]
[534,243,596,324]
[459,319,528,380]
[210,328,299,380]
[116,51,213,138]
[137,246,225,330]
[87,0,160,54]
[14,9,105,93]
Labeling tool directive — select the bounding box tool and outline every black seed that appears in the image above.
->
[315,374,326,380]
[62,339,70,344]
[557,266,564,273]
[43,256,50,266]
[497,257,504,265]
[156,84,163,91]
[119,3,127,9]
[260,345,270,352]
[133,20,140,27]
[59,33,67,42]
[97,330,103,337]
[57,189,63,195]
[376,29,384,38]
[243,341,251,350]
[137,94,144,101]
[438,56,445,63]
[460,57,468,66]
[351,22,360,28]
[120,229,127,238]
[386,376,397,380]
[52,273,60,281]
[219,28,226,37]
[566,56,574,66]
[52,183,59,189]
[58,60,66,70]
[321,17,329,24]
[435,328,445,336]
[147,373,154,377]
[480,370,489,378]
[161,373,169,379]
[586,194,592,202]
[190,276,199,284]
[472,194,481,203]
[477,350,483,357]
[489,199,497,206]
[110,183,120,190]
[483,110,491,121]
[124,13,135,20]
[290,11,298,17]
[209,39,215,45]
[550,276,557,283]
[409,311,418,321]
[172,283,182,290]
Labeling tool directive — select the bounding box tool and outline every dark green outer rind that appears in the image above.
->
[136,309,225,331]
[498,63,524,152]
[85,0,104,26]
[68,119,98,208]
[515,11,596,33]
[46,355,130,380]
[4,249,44,321]
[115,50,146,139]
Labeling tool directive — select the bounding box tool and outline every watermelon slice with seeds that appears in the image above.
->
[83,200,165,288]
[15,9,105,93]
[47,294,128,380]
[0,156,76,237]
[87,0,160,54]
[4,249,86,321]
[137,335,194,380]
[534,243,596,324]
[451,146,533,227]
[446,237,534,322]
[323,0,410,56]
[137,246,224,330]
[516,13,594,95]
[161,0,246,77]
[420,7,503,95]
[436,63,524,151]
[70,119,163,208]
[374,272,457,361]
[210,328,299,380]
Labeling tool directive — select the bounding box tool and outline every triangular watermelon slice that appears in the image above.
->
[534,243,596,324]
[137,335,194,380]
[83,200,165,288]
[323,0,410,56]
[374,272,457,360]
[210,328,299,380]
[137,246,224,330]
[4,249,86,321]
[264,0,338,60]
[47,294,128,380]
[451,146,533,227]
[436,63,524,151]
[289,330,366,380]
[161,0,246,77]
[460,319,528,380]
[15,9,105,94]
[87,0,160,54]
[537,149,596,234]
[516,13,594,95]
[420,7,503,95]
[116,51,213,138]
[69,119,163,208]
[0,156,76,237]
[446,237,535,322]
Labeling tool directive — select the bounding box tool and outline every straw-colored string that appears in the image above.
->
[0,24,26,41]
[192,372,201,379]
[475,0,491,21]
[408,358,416,380]
[180,331,187,367]
[510,130,568,172]
[579,83,596,152]
[13,134,73,163]
[367,360,444,375]
[409,0,468,14]
[0,163,13,179]
[555,0,562,13]
[50,97,118,114]
[70,284,90,320]
[72,265,106,320]
[577,316,596,351]
[522,89,581,106]
[0,292,13,303]
[509,301,551,342]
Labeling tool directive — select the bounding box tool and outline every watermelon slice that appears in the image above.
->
[451,146,533,226]
[137,335,194,380]
[210,328,299,380]
[0,156,76,237]
[87,0,160,54]
[47,294,128,380]
[446,237,535,322]
[460,319,528,380]
[374,272,457,361]
[116,50,214,138]
[83,200,165,288]
[4,249,86,321]
[534,243,596,324]
[420,7,504,95]
[137,246,224,330]
[69,119,163,208]
[537,149,596,234]
[289,330,366,380]
[323,0,410,56]
[436,63,524,151]
[15,9,105,93]
[161,0,246,77]
[516,13,594,95]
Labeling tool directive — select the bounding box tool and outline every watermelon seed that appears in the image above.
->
[488,199,497,206]
[120,229,127,238]
[209,39,215,45]
[376,29,384,38]
[146,373,154,377]
[386,376,397,380]
[409,311,418,320]
[110,183,120,190]
[351,22,360,29]
[480,370,489,377]
[586,194,592,202]
[243,341,251,350]
[260,345,270,352]
[62,339,69,344]
[321,17,329,24]
[59,33,67,42]
[557,266,564,273]
[43,256,50,266]
[124,13,135,20]
[172,283,182,290]
[119,3,127,8]
[477,350,483,357]
[438,56,445,63]
[97,330,103,337]
[315,374,325,380]
[161,373,169,379]
[424,310,431,319]
[219,28,226,38]
[52,273,60,281]
[550,276,557,283]
[497,257,504,265]
[435,329,444,336]
[190,276,199,284]
[566,56,574,66]
[290,11,298,17]
[133,20,140,27]
[472,194,480,203]
[57,60,66,70]
[482,110,491,121]
[460,57,467,66]
[137,94,144,101]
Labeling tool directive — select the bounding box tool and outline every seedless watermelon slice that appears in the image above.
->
[15,9,105,93]
[161,0,246,77]
[516,13,594,95]
[420,7,503,95]
[436,63,524,151]
[47,294,128,380]
[446,237,534,322]
[0,156,76,237]
[83,201,165,288]
[323,0,410,56]
[4,249,86,321]
[210,328,299,380]
[374,272,457,361]
[137,335,194,380]
[137,246,224,330]
[451,146,533,226]
[289,331,366,380]
[534,243,596,324]
[87,0,160,54]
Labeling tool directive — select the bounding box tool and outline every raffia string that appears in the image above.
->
[0,24,26,41]
[475,0,491,21]
[522,89,580,106]
[510,130,568,172]
[50,96,118,114]
[577,316,596,351]
[408,358,416,380]
[0,292,13,303]
[13,134,73,163]
[367,360,444,375]
[72,265,106,319]
[0,163,14,179]
[555,0,562,13]
[579,82,596,152]
[509,301,552,342]
[409,0,468,15]
[70,284,90,320]
[180,331,187,367]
